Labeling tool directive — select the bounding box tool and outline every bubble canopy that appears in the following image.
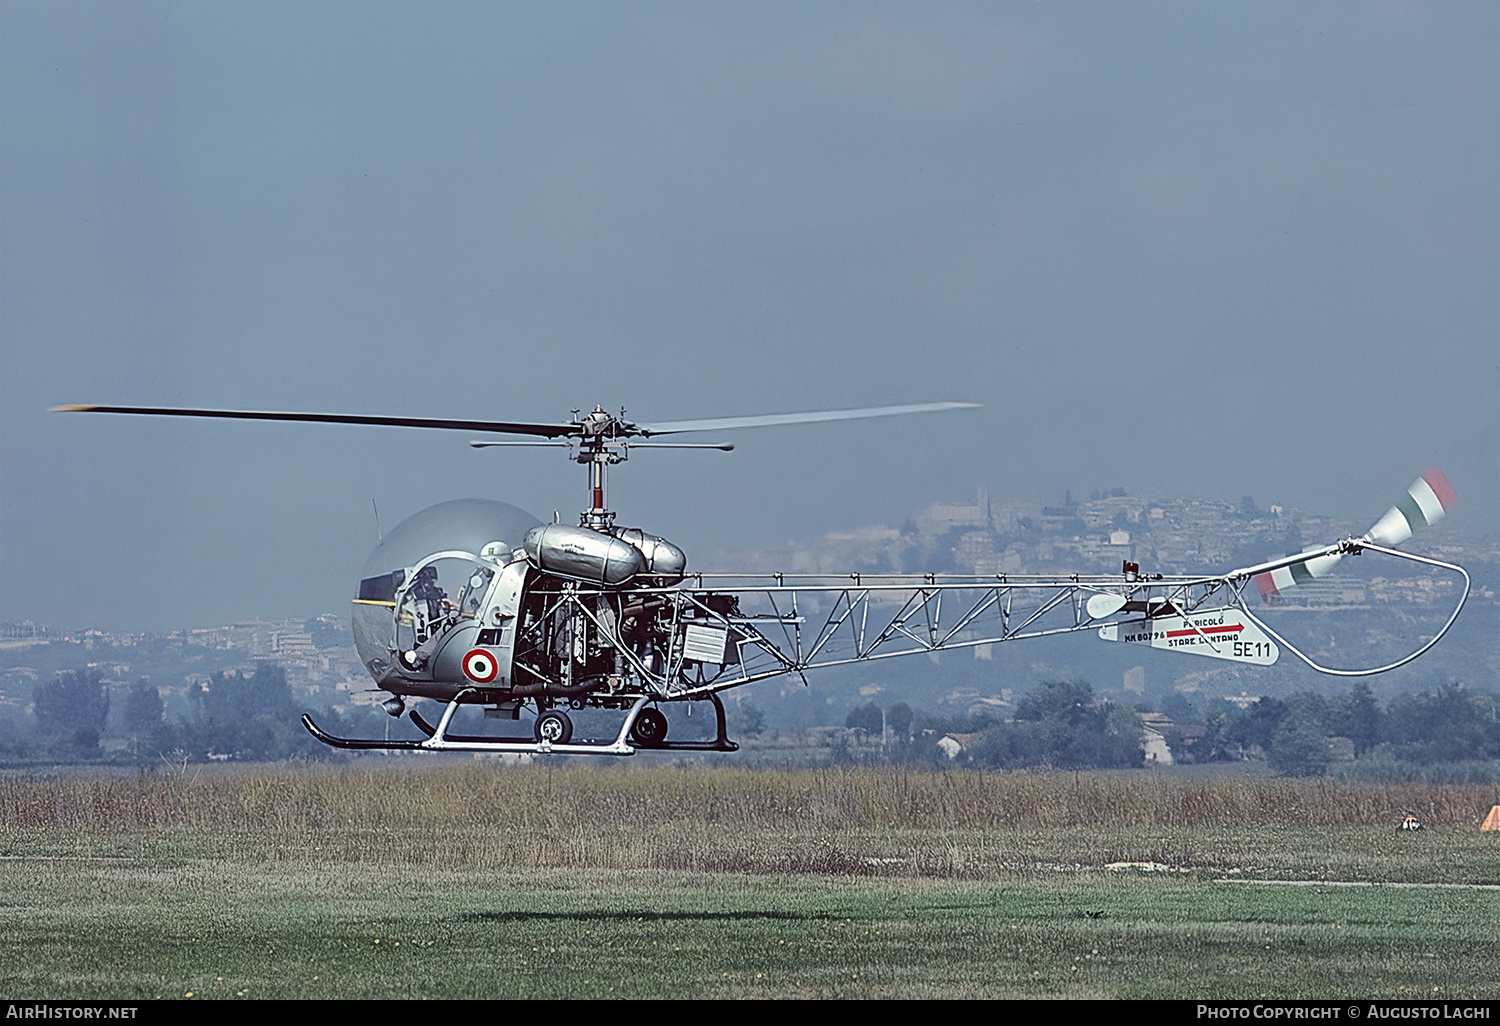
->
[352,499,541,677]
[359,499,540,581]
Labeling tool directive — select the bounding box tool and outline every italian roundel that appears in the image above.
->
[462,648,500,683]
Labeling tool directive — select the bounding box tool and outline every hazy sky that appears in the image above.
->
[2,2,1495,630]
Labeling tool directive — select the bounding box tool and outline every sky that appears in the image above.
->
[2,2,1496,630]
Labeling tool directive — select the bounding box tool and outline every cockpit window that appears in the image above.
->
[457,565,495,619]
[351,499,541,675]
[395,558,465,648]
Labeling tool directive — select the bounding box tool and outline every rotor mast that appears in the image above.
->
[573,405,626,532]
[568,404,740,532]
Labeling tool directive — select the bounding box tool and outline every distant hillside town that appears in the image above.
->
[708,487,1492,609]
[0,612,373,728]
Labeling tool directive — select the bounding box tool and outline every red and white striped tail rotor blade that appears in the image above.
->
[1364,469,1456,548]
[1254,549,1343,603]
[1254,469,1455,604]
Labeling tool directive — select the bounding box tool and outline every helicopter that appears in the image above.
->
[53,402,1469,757]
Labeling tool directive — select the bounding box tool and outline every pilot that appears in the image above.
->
[409,566,454,622]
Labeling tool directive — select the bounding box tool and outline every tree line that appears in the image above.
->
[2,664,378,763]
[844,679,1142,771]
[6,663,1495,778]
[843,679,1499,777]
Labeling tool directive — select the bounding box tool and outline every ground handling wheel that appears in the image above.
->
[534,709,573,745]
[630,707,669,748]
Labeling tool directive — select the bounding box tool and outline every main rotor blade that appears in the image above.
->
[637,401,980,436]
[51,405,578,438]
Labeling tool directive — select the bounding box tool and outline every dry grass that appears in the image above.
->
[2,764,1497,998]
[2,763,1495,882]
[1,762,1491,833]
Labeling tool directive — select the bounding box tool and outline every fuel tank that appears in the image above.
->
[523,524,647,586]
[613,527,687,582]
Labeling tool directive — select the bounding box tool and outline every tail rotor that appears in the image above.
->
[1364,468,1456,548]
[1253,469,1455,603]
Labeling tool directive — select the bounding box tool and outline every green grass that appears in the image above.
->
[1,764,1496,999]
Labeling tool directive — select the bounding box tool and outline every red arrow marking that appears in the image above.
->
[1165,624,1245,639]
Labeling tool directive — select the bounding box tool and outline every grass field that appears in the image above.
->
[1,762,1496,999]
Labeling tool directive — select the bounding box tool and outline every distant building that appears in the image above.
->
[1141,714,1174,766]
[273,631,317,657]
[1140,713,1207,765]
[954,531,996,571]
[917,488,991,535]
[936,732,980,760]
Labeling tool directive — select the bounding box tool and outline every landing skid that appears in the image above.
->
[302,691,738,756]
